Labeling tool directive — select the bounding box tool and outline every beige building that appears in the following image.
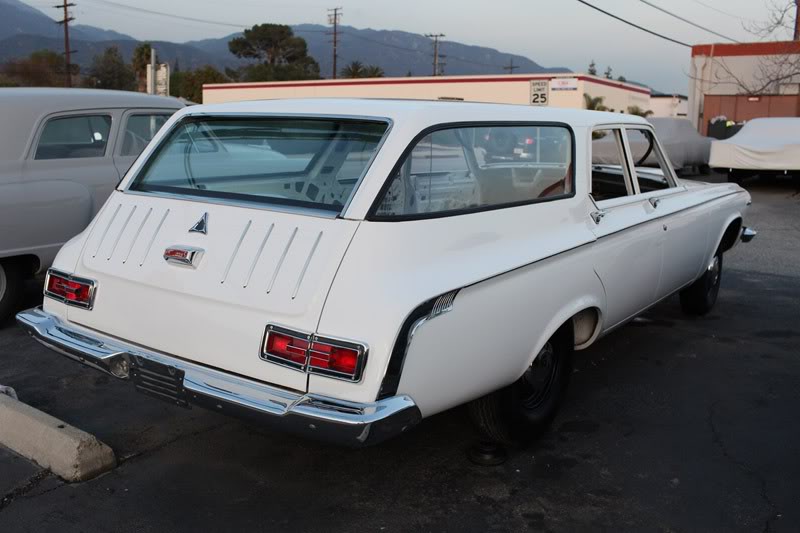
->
[689,41,800,134]
[650,94,689,118]
[203,72,651,113]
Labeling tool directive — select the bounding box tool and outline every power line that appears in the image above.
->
[503,58,519,74]
[54,0,77,87]
[327,7,342,79]
[574,0,691,48]
[690,0,758,23]
[637,0,740,43]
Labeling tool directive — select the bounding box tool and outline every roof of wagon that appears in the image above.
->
[182,98,649,128]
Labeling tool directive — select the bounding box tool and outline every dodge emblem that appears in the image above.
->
[189,213,208,234]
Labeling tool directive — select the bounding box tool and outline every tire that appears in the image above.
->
[0,261,23,323]
[468,326,573,444]
[680,252,722,316]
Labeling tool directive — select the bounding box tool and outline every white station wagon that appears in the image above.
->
[17,99,755,446]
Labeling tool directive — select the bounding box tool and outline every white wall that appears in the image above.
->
[650,96,689,117]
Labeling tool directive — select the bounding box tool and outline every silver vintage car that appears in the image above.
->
[0,88,183,320]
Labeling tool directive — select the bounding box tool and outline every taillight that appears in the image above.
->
[262,325,366,382]
[44,269,96,309]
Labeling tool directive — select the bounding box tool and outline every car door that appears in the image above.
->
[624,126,709,300]
[113,109,176,179]
[588,126,665,330]
[20,109,123,258]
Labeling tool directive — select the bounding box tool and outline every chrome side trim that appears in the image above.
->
[16,308,420,447]
[267,227,297,294]
[163,245,204,269]
[244,223,274,288]
[140,208,170,266]
[107,205,137,261]
[292,231,323,300]
[92,203,122,258]
[221,220,251,284]
[123,207,152,264]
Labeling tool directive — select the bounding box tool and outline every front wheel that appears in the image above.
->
[468,326,573,444]
[680,252,722,316]
[0,261,23,323]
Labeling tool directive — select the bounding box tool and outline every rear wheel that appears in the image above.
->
[0,261,23,323]
[468,326,573,444]
[680,252,722,316]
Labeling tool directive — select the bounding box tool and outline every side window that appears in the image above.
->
[120,114,172,157]
[34,115,112,160]
[590,129,630,201]
[373,124,573,218]
[625,128,673,193]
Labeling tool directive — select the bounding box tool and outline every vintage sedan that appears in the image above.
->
[0,88,183,321]
[17,99,754,446]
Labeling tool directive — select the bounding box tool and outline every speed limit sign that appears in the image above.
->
[530,80,549,106]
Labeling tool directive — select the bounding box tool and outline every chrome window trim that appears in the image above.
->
[123,113,393,218]
[43,268,97,310]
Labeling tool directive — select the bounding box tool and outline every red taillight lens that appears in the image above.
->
[308,342,360,376]
[264,331,309,367]
[45,270,95,308]
[261,326,366,381]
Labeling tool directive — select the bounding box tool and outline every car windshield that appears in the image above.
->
[129,116,389,212]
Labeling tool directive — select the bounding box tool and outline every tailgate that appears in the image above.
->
[69,191,358,392]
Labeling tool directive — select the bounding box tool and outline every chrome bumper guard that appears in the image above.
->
[740,226,757,243]
[16,307,421,447]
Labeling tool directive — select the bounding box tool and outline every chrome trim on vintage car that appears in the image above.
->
[189,212,209,234]
[43,269,97,310]
[16,308,420,447]
[740,226,757,243]
[163,245,204,269]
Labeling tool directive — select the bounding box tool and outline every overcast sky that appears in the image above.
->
[26,0,781,93]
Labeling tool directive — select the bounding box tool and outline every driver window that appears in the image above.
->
[625,129,673,193]
[590,129,630,202]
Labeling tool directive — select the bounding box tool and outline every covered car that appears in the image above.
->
[710,117,800,181]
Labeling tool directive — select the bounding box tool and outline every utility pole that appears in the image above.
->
[54,1,76,87]
[425,33,445,76]
[328,7,342,79]
[794,0,799,41]
[503,58,519,74]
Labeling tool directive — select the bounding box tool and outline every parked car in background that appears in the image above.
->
[0,88,183,320]
[18,99,754,447]
[647,117,712,174]
[709,117,800,183]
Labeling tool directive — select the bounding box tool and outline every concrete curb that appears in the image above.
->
[0,395,116,482]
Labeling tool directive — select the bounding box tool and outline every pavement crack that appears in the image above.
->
[117,421,232,466]
[0,469,51,513]
[707,401,777,532]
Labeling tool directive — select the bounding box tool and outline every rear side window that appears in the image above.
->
[130,117,388,212]
[590,128,630,201]
[35,115,112,160]
[625,128,673,193]
[120,113,172,156]
[373,124,573,219]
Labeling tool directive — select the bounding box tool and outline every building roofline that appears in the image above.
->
[204,73,651,95]
[692,41,800,58]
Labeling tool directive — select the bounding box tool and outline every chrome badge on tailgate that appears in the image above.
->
[163,245,204,268]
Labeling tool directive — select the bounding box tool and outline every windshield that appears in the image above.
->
[129,116,389,212]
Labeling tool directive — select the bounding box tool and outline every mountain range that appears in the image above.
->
[0,0,569,77]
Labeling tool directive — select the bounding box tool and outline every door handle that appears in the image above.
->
[648,197,661,209]
[591,210,606,224]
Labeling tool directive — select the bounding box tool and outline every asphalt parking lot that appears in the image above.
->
[1,175,798,532]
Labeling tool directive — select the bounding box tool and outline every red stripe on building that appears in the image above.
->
[204,75,650,95]
[692,41,800,58]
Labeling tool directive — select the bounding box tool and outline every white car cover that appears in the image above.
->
[710,118,800,171]
[591,118,711,169]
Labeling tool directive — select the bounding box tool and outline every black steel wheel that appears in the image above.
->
[680,251,722,316]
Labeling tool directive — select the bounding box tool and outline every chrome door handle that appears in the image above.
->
[591,210,606,224]
[648,197,661,208]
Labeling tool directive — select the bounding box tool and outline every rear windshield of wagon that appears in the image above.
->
[129,116,389,213]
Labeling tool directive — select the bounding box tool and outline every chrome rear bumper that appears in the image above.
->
[16,307,420,447]
[740,226,757,243]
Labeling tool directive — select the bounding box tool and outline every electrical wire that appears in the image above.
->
[637,0,740,43]
[691,0,758,23]
[574,0,691,48]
